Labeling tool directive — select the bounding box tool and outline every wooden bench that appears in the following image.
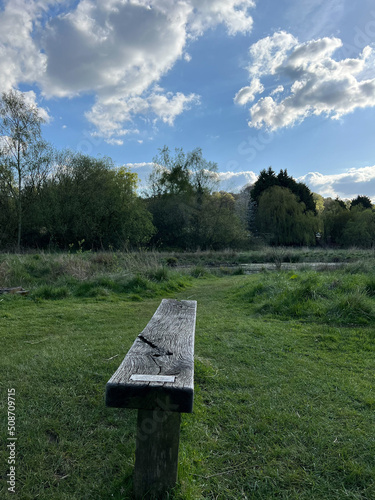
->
[105,299,197,498]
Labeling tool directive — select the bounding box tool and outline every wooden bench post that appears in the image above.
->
[105,299,196,499]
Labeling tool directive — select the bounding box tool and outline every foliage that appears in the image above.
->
[1,99,375,254]
[321,197,351,245]
[251,167,316,213]
[340,207,375,248]
[257,186,318,245]
[350,195,373,210]
[322,198,375,247]
[149,145,218,197]
[27,152,153,250]
[250,169,318,245]
[0,89,52,250]
[147,146,249,249]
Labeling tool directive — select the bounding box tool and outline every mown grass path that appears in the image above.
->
[1,274,374,499]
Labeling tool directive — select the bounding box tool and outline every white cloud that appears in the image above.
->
[40,1,190,98]
[148,91,200,125]
[234,78,264,105]
[248,31,298,77]
[236,31,375,130]
[0,0,47,92]
[0,0,255,144]
[86,89,199,143]
[270,85,284,96]
[299,166,375,201]
[188,0,255,36]
[216,170,257,192]
[21,90,51,122]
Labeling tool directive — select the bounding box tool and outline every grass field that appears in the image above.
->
[1,250,374,499]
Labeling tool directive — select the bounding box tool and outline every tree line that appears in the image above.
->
[0,89,374,251]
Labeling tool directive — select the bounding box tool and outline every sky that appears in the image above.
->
[1,0,375,200]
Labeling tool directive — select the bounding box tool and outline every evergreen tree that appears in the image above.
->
[350,195,373,210]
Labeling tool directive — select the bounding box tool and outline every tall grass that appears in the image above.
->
[0,251,191,301]
[235,268,375,325]
[0,249,374,303]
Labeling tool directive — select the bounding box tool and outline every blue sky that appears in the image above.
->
[1,0,375,199]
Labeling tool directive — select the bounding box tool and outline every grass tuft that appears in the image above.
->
[235,270,375,325]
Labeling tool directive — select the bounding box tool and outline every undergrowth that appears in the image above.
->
[235,269,375,325]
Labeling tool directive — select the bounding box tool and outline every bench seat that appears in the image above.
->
[106,299,196,413]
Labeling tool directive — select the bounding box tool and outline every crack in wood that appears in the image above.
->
[138,334,173,356]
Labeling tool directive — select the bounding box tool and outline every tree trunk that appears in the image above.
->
[16,145,22,252]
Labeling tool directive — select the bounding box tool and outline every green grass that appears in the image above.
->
[235,269,375,326]
[1,256,374,499]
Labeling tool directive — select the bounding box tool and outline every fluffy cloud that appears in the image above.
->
[216,170,257,191]
[188,0,255,36]
[299,166,375,201]
[0,0,255,144]
[0,0,47,91]
[234,78,264,105]
[236,30,375,130]
[86,89,200,144]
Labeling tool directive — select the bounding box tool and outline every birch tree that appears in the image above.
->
[0,89,48,250]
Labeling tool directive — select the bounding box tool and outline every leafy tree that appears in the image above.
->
[149,146,218,197]
[313,193,325,214]
[321,198,350,245]
[40,153,154,249]
[257,186,318,245]
[147,146,220,249]
[0,89,51,250]
[251,168,317,245]
[0,168,16,248]
[198,192,250,249]
[341,207,375,247]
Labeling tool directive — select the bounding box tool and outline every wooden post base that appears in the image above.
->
[133,409,181,499]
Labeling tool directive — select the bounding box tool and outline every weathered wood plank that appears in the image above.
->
[105,299,196,413]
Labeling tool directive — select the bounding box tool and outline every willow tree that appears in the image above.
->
[257,186,318,245]
[0,89,49,250]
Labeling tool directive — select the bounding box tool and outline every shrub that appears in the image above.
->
[166,256,178,267]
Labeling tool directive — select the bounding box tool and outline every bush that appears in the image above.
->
[166,257,178,267]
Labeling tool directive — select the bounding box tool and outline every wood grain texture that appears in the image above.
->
[106,299,196,413]
[133,409,181,498]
